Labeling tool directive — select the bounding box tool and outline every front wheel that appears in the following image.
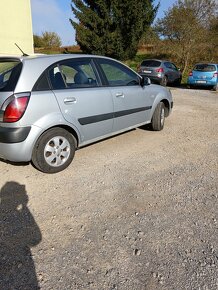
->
[151,102,165,131]
[32,128,76,173]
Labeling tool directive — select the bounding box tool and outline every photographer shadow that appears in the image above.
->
[0,182,42,289]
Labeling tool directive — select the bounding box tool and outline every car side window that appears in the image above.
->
[33,71,50,91]
[170,63,178,70]
[49,58,99,90]
[0,61,22,92]
[97,59,139,86]
[164,62,172,69]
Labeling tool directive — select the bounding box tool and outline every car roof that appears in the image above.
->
[143,58,171,62]
[0,53,112,62]
[194,63,217,66]
[141,59,172,63]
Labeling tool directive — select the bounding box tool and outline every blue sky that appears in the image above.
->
[31,0,175,46]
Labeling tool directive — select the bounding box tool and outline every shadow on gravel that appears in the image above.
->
[0,158,29,167]
[0,182,42,289]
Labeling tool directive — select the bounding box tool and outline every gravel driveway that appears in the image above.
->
[0,88,217,290]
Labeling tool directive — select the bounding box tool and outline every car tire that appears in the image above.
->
[32,128,76,173]
[160,76,167,86]
[212,84,217,91]
[174,78,182,86]
[151,102,165,131]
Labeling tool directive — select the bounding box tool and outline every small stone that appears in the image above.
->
[134,249,141,256]
[17,263,22,269]
[152,272,157,278]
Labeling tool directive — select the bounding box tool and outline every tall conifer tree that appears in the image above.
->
[70,0,158,60]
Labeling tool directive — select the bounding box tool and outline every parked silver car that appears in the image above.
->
[0,54,173,173]
[138,59,182,86]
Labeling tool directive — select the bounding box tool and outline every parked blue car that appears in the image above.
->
[187,63,218,91]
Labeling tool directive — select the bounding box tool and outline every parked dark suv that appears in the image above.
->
[137,59,182,86]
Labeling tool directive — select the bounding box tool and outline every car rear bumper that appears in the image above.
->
[0,126,31,143]
[187,78,217,86]
[140,73,163,84]
[0,125,42,162]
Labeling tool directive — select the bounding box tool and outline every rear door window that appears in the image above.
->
[0,60,22,91]
[48,58,99,90]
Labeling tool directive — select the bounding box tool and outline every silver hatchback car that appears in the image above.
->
[0,54,173,173]
[138,59,182,86]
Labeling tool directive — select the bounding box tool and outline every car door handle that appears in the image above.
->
[64,97,77,104]
[116,92,124,98]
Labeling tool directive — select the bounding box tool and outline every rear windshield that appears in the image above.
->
[194,64,216,72]
[0,60,22,91]
[141,60,161,67]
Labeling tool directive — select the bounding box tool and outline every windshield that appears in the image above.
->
[141,60,161,67]
[194,64,216,72]
[0,60,22,91]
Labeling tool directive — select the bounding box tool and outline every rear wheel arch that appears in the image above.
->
[32,126,78,173]
[35,125,80,148]
[56,125,79,148]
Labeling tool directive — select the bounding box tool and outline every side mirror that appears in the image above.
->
[140,76,151,87]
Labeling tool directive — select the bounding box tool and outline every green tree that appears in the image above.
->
[33,34,44,48]
[33,32,62,48]
[155,0,217,73]
[41,31,62,47]
[70,0,158,60]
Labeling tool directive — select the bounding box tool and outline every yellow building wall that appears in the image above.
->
[0,0,33,55]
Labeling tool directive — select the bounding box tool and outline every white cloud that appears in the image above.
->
[31,0,75,46]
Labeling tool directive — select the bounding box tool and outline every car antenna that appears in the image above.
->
[14,43,29,56]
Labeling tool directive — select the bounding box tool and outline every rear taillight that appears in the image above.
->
[2,94,30,123]
[213,72,218,78]
[189,71,193,76]
[155,67,164,73]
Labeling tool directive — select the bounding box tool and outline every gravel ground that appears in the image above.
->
[0,88,217,290]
